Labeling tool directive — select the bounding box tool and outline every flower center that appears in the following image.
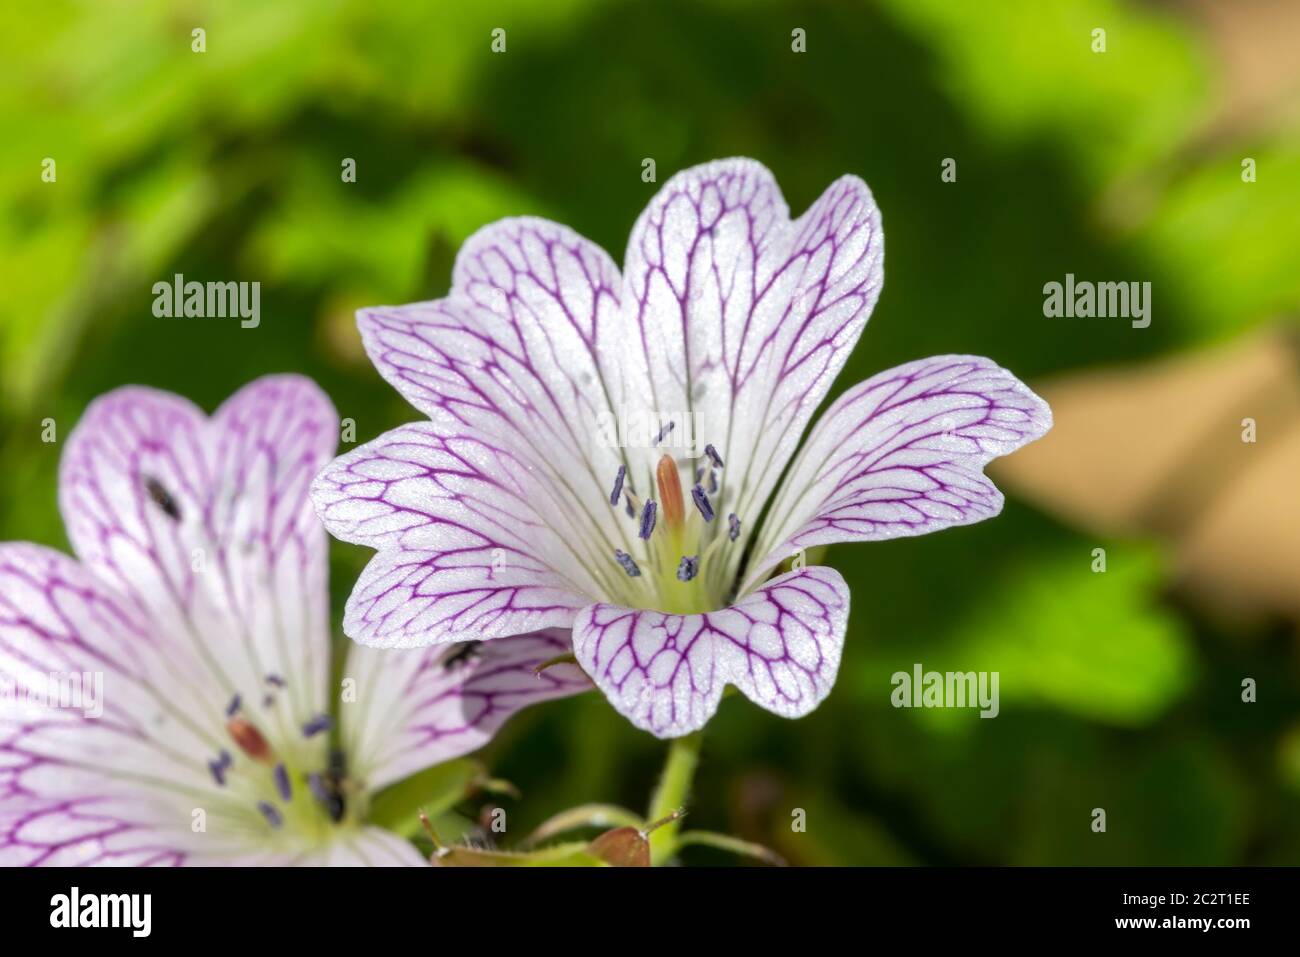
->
[606,443,740,615]
[206,683,362,845]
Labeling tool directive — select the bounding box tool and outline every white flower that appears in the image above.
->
[0,376,584,865]
[313,159,1051,738]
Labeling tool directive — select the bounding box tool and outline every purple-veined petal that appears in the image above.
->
[341,631,588,791]
[0,543,213,866]
[0,795,187,867]
[623,158,884,560]
[312,423,590,647]
[58,375,339,726]
[356,220,641,615]
[742,356,1053,590]
[572,566,848,738]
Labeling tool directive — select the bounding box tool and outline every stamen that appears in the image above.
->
[227,717,273,763]
[274,763,292,801]
[609,465,626,506]
[308,773,330,805]
[653,421,675,445]
[225,693,242,717]
[614,549,642,577]
[704,444,724,468]
[656,455,685,530]
[691,484,715,522]
[728,513,741,541]
[638,500,658,540]
[257,801,284,830]
[676,555,700,582]
[302,714,333,738]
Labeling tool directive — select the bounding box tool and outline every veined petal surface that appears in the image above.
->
[572,566,848,738]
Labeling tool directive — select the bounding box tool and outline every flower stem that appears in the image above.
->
[646,730,703,866]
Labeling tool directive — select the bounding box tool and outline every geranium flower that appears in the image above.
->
[0,376,585,865]
[312,159,1051,739]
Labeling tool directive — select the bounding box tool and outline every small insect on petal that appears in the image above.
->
[142,475,181,521]
[309,772,347,824]
[442,640,483,670]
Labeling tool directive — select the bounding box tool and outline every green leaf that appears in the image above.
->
[944,544,1195,726]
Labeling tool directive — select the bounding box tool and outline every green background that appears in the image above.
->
[2,0,1298,864]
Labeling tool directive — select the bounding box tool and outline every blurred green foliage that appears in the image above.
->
[2,0,1298,864]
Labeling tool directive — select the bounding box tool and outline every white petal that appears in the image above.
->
[573,566,848,738]
[745,356,1052,589]
[623,159,883,555]
[59,376,339,727]
[341,631,587,791]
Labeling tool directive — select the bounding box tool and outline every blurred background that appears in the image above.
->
[2,0,1298,865]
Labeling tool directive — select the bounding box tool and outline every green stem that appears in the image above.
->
[646,730,703,866]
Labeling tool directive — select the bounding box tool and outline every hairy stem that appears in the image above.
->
[646,730,703,866]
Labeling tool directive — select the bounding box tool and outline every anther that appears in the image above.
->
[227,717,273,763]
[308,773,330,805]
[653,421,675,445]
[728,513,741,542]
[257,801,284,830]
[265,674,286,688]
[676,555,700,582]
[209,759,227,787]
[638,500,658,540]
[691,484,714,522]
[656,455,685,530]
[274,763,292,801]
[609,465,626,506]
[704,444,724,468]
[614,549,641,577]
[302,714,333,738]
[225,693,242,717]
